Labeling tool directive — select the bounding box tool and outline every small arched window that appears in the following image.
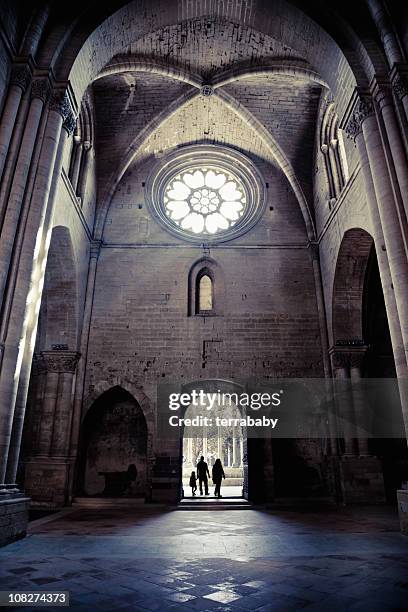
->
[321,104,348,209]
[188,258,224,316]
[198,274,213,312]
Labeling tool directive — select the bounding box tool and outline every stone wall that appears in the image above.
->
[0,496,30,547]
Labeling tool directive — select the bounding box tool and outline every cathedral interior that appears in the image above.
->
[1,1,408,610]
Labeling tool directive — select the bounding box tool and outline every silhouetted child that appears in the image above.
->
[189,471,197,496]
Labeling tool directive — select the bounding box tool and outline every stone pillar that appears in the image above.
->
[77,142,92,201]
[67,241,101,501]
[50,352,80,457]
[353,129,408,377]
[329,138,342,196]
[330,348,356,456]
[24,351,80,507]
[349,349,371,457]
[215,426,220,460]
[345,91,408,443]
[321,144,335,199]
[374,83,408,233]
[0,78,51,304]
[239,438,243,467]
[37,362,59,457]
[70,136,83,193]
[366,0,403,68]
[203,424,207,459]
[232,430,237,467]
[392,71,408,130]
[0,89,76,484]
[0,64,31,187]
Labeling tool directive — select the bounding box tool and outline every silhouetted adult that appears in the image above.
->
[212,458,226,498]
[197,456,210,495]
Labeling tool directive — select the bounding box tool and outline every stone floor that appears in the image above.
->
[0,503,407,611]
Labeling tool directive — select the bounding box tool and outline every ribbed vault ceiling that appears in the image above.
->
[91,17,325,237]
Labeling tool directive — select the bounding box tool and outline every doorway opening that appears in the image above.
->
[181,393,246,499]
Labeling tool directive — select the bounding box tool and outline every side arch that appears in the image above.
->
[332,228,374,344]
[76,385,152,498]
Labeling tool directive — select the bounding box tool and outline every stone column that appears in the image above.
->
[239,438,243,467]
[0,90,76,484]
[0,78,51,303]
[0,64,31,187]
[345,92,408,371]
[329,138,342,196]
[352,120,407,378]
[330,348,356,456]
[349,349,370,457]
[36,357,59,457]
[203,424,207,459]
[374,83,408,233]
[23,353,47,458]
[50,352,80,457]
[392,72,408,129]
[77,142,92,201]
[232,429,238,466]
[4,121,73,485]
[321,144,335,199]
[67,241,101,500]
[70,136,83,194]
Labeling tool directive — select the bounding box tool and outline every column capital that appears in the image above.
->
[370,77,394,110]
[62,112,77,136]
[343,90,374,140]
[329,344,368,370]
[31,78,51,104]
[10,63,32,92]
[392,73,408,100]
[41,350,81,373]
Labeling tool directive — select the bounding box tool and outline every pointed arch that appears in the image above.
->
[188,257,225,317]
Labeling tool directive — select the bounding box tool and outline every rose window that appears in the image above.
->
[163,168,246,236]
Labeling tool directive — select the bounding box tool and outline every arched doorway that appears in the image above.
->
[182,397,245,498]
[179,380,248,500]
[331,229,408,503]
[363,247,408,502]
[77,387,148,499]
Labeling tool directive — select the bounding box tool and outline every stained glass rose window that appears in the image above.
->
[163,167,247,236]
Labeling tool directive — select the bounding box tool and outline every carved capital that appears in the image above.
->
[393,74,408,100]
[41,350,81,373]
[63,112,77,136]
[329,344,367,371]
[344,93,374,140]
[10,64,31,92]
[49,90,71,119]
[31,78,51,103]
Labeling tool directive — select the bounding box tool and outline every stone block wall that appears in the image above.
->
[0,497,30,547]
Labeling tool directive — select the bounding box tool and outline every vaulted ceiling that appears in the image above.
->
[90,16,326,233]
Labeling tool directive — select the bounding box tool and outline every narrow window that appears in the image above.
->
[198,274,213,312]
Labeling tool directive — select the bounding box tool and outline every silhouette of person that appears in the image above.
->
[189,470,197,496]
[197,456,210,495]
[212,458,225,498]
